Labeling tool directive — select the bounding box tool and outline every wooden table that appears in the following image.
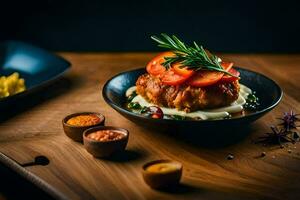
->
[0,53,299,200]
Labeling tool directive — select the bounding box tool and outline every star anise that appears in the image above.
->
[255,110,299,148]
[256,126,295,145]
[277,110,299,131]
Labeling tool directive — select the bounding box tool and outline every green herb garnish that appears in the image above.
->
[151,33,237,77]
[127,102,142,110]
[244,92,260,110]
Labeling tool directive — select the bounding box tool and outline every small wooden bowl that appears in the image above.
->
[142,160,182,189]
[62,112,105,142]
[83,126,129,158]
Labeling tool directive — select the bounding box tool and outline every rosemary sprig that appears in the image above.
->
[151,33,236,77]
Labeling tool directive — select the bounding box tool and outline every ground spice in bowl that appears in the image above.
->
[87,130,126,142]
[62,112,105,142]
[67,114,102,127]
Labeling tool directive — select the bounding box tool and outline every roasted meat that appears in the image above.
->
[136,73,240,112]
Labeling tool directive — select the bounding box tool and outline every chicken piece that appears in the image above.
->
[136,73,240,112]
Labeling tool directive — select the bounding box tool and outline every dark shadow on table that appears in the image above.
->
[0,164,55,200]
[99,149,147,163]
[135,123,254,149]
[155,183,205,194]
[164,125,254,148]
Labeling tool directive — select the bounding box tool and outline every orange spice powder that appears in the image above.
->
[67,114,101,126]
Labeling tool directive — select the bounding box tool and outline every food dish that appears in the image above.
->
[127,78,251,120]
[124,34,262,120]
[103,68,282,132]
[0,41,70,108]
[103,34,282,132]
[126,34,259,120]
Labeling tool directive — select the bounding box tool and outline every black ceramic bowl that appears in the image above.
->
[102,68,282,137]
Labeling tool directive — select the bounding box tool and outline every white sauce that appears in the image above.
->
[125,86,137,97]
[126,84,251,120]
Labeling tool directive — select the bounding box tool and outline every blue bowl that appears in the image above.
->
[0,41,70,108]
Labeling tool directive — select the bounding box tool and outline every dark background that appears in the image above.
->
[0,0,299,52]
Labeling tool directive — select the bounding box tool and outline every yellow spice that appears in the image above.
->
[146,162,180,173]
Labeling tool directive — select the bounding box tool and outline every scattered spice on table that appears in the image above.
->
[227,154,234,160]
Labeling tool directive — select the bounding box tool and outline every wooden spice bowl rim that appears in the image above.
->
[62,112,105,128]
[83,126,129,143]
[142,159,183,174]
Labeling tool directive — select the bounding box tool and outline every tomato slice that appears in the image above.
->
[173,63,194,77]
[146,51,175,77]
[187,71,224,87]
[147,53,236,86]
[220,68,240,83]
[221,61,234,71]
[161,68,190,85]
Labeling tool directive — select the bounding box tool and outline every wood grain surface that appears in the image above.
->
[0,53,300,200]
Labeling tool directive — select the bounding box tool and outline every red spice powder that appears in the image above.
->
[87,130,125,142]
